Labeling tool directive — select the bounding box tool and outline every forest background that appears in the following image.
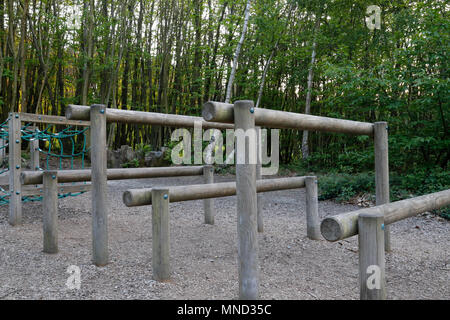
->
[1,0,448,211]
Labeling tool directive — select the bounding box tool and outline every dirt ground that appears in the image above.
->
[0,174,448,300]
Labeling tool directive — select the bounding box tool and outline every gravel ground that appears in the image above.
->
[0,174,448,300]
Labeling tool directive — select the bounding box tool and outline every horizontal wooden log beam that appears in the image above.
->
[21,166,205,185]
[1,184,92,196]
[66,105,233,130]
[19,113,90,127]
[203,101,374,136]
[123,176,308,207]
[321,189,450,242]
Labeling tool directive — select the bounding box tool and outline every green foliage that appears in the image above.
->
[121,158,140,168]
[2,1,448,220]
[315,167,450,219]
[135,143,152,159]
[318,173,375,202]
[21,152,31,161]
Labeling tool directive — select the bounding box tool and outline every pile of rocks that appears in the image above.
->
[107,145,169,168]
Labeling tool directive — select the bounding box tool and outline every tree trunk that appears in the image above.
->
[19,0,29,113]
[225,0,251,103]
[81,0,94,105]
[302,11,322,159]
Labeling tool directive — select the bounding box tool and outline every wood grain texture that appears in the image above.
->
[203,165,215,225]
[19,112,90,127]
[123,177,307,207]
[43,171,58,254]
[374,122,391,251]
[66,104,233,130]
[256,126,264,233]
[202,101,374,135]
[305,176,321,240]
[90,104,109,266]
[30,127,40,170]
[8,113,22,226]
[321,188,450,241]
[234,100,259,300]
[21,166,204,185]
[151,188,170,281]
[358,213,386,300]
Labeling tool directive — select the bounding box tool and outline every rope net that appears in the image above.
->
[0,116,89,205]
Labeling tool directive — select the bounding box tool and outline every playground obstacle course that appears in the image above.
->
[123,175,318,283]
[201,100,393,299]
[1,99,448,300]
[65,104,240,266]
[21,165,210,254]
[1,113,90,223]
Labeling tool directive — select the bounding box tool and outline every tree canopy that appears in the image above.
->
[1,0,448,176]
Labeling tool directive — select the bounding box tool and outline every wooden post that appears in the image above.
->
[203,165,214,225]
[90,104,108,266]
[151,188,170,281]
[85,126,91,160]
[305,176,320,240]
[256,126,264,233]
[43,171,58,253]
[30,125,40,170]
[374,122,391,252]
[234,100,259,300]
[9,113,22,226]
[0,136,5,163]
[358,212,386,300]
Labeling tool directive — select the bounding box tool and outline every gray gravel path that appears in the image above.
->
[0,175,448,300]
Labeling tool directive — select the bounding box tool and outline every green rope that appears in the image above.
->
[0,117,89,206]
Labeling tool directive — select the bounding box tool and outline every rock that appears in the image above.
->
[144,151,168,167]
[107,149,122,168]
[107,145,138,168]
[120,145,136,163]
[107,145,169,168]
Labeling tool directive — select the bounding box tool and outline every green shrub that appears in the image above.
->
[313,167,449,220]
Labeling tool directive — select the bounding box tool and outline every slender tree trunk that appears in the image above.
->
[225,0,251,103]
[302,12,322,159]
[19,0,29,113]
[81,0,94,105]
[256,40,278,108]
[191,0,202,108]
[204,1,227,102]
[8,0,18,112]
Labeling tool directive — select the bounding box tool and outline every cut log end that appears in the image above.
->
[122,191,135,207]
[65,105,76,120]
[320,217,343,242]
[202,102,216,121]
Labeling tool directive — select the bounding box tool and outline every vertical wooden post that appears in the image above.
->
[8,113,22,226]
[43,171,58,253]
[358,212,386,300]
[305,176,321,240]
[0,136,5,163]
[374,122,391,252]
[151,188,170,281]
[30,125,40,170]
[256,126,264,233]
[203,165,215,225]
[90,104,108,266]
[234,100,259,300]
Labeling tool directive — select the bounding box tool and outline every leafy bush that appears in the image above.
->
[318,173,375,202]
[315,167,450,219]
[121,158,140,168]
